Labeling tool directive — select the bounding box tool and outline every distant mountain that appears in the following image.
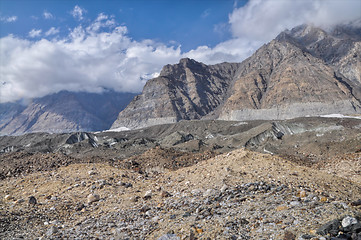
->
[0,102,26,129]
[111,23,361,130]
[0,90,136,135]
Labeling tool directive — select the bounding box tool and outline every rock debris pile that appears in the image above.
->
[0,148,360,239]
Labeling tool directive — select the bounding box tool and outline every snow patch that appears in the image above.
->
[320,114,361,120]
[104,127,130,132]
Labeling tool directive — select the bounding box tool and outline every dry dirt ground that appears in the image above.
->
[0,148,360,239]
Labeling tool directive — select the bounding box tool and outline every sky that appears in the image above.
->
[0,0,360,103]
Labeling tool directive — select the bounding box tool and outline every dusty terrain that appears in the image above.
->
[1,148,360,239]
[0,117,360,239]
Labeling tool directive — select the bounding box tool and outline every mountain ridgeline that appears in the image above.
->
[0,91,136,135]
[111,23,361,130]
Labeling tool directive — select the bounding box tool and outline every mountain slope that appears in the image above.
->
[111,24,361,130]
[0,91,136,135]
[219,37,361,120]
[111,58,240,129]
[282,22,361,85]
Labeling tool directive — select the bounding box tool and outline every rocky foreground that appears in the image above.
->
[1,148,360,240]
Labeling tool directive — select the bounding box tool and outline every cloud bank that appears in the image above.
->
[0,0,360,103]
[229,0,361,42]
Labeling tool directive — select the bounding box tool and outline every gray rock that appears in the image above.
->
[28,196,37,205]
[316,219,341,235]
[87,193,100,204]
[46,226,58,236]
[144,190,152,199]
[157,233,180,240]
[341,216,358,228]
[290,201,301,207]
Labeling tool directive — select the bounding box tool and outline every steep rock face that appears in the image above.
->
[111,58,240,129]
[219,38,361,120]
[282,23,361,85]
[0,91,136,135]
[112,23,361,130]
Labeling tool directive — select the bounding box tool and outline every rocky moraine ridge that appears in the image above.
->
[112,23,361,130]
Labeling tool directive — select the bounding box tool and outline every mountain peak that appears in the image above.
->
[159,58,203,77]
[178,57,199,65]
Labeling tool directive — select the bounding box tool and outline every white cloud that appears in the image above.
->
[43,10,53,19]
[28,29,42,38]
[71,5,86,20]
[0,15,182,103]
[1,1,360,103]
[45,27,59,36]
[229,0,361,43]
[201,9,211,18]
[1,15,17,22]
[86,13,116,33]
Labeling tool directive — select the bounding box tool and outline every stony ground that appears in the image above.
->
[1,148,360,240]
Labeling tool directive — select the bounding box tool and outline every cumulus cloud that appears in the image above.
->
[0,15,182,102]
[229,0,361,42]
[71,5,86,20]
[43,10,53,19]
[0,15,17,22]
[28,29,42,38]
[45,27,59,36]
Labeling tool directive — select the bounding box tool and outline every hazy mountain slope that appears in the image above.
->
[0,91,136,135]
[0,102,26,130]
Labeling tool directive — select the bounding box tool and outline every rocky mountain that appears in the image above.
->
[111,59,240,129]
[0,90,136,135]
[282,22,361,85]
[112,23,361,130]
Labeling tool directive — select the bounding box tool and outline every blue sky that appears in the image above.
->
[0,0,242,51]
[0,0,360,103]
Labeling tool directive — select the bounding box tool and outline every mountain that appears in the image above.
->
[0,90,136,135]
[111,58,240,129]
[282,23,361,85]
[111,23,361,130]
[0,102,26,129]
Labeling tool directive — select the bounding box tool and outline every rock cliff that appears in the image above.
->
[111,59,240,129]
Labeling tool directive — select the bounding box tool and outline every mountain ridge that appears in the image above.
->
[111,23,361,130]
[0,90,136,135]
